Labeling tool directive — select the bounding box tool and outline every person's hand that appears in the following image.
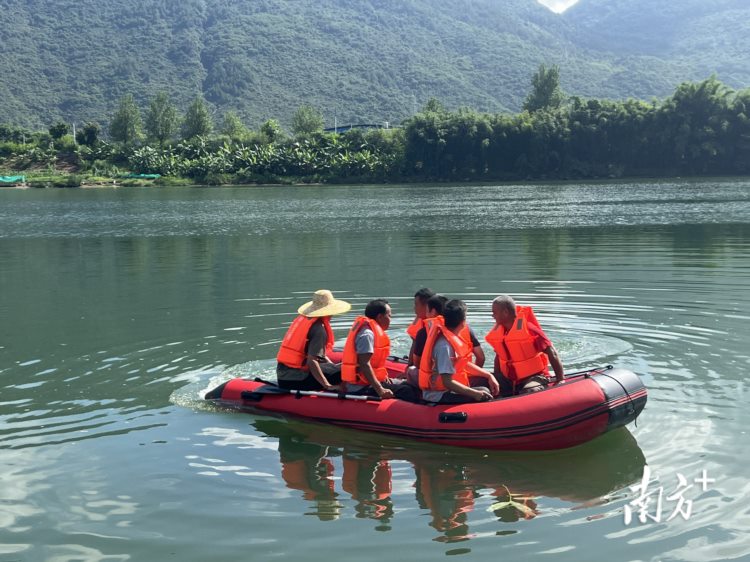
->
[325,384,341,392]
[487,376,500,396]
[474,389,493,402]
[555,377,565,385]
[377,387,395,399]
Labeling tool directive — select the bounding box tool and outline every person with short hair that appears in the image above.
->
[404,294,447,386]
[412,294,485,369]
[419,299,500,404]
[405,294,486,388]
[342,299,418,401]
[406,288,436,367]
[276,289,351,391]
[485,295,565,396]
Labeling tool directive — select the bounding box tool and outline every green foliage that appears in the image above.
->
[76,122,101,146]
[291,105,324,137]
[523,64,565,112]
[49,121,70,140]
[27,174,83,188]
[0,125,35,143]
[423,98,446,114]
[145,92,178,146]
[181,97,213,140]
[2,0,750,129]
[220,111,247,141]
[54,135,77,151]
[4,74,750,185]
[399,76,750,181]
[260,119,284,143]
[109,94,143,145]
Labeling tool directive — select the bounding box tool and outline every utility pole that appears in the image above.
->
[72,122,77,145]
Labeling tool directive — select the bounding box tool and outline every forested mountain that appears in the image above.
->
[0,0,748,129]
[565,0,750,85]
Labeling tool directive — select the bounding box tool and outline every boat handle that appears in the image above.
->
[439,412,468,423]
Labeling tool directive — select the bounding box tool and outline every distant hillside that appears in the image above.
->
[565,0,750,85]
[0,0,748,130]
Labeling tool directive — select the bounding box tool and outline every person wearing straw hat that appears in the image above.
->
[276,289,351,391]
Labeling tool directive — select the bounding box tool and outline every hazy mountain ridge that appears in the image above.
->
[565,0,750,76]
[0,0,747,129]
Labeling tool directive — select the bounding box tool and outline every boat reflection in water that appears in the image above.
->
[254,418,646,543]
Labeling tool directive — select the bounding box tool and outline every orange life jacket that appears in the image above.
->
[459,325,474,349]
[424,315,444,332]
[484,305,549,382]
[418,322,472,391]
[416,466,475,533]
[281,457,335,501]
[342,457,392,501]
[276,315,334,370]
[341,317,391,385]
[406,317,425,340]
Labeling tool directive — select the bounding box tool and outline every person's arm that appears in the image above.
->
[529,324,564,383]
[407,339,417,367]
[465,362,500,396]
[306,354,338,391]
[440,374,492,401]
[411,328,427,368]
[357,352,394,399]
[468,328,485,367]
[305,323,337,388]
[472,345,485,368]
[544,345,565,383]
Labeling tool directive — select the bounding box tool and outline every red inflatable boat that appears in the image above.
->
[205,354,647,451]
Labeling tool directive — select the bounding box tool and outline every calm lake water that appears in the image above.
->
[1,180,749,561]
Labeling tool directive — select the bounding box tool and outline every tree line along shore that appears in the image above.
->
[1,67,749,188]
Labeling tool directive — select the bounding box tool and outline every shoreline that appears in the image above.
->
[3,174,749,190]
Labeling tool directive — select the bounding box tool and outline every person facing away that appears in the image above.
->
[484,295,565,396]
[404,294,447,386]
[406,287,435,367]
[276,289,351,391]
[412,294,485,370]
[419,299,500,404]
[341,299,419,401]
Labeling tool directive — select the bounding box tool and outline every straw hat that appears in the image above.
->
[297,289,352,318]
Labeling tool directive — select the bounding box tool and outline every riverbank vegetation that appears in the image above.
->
[2,71,749,187]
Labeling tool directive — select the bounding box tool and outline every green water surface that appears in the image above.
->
[1,180,749,561]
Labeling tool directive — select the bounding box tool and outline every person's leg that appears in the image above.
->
[346,384,374,396]
[404,366,420,387]
[320,362,342,385]
[439,386,492,404]
[277,374,324,391]
[383,380,420,403]
[497,375,514,397]
[518,375,549,395]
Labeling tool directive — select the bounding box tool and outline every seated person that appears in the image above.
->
[406,287,436,367]
[276,289,350,391]
[419,299,500,404]
[341,299,418,402]
[406,294,485,386]
[485,295,565,396]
